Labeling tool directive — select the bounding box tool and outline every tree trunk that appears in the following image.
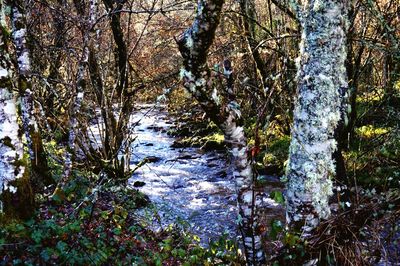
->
[286,0,349,235]
[11,0,52,189]
[223,61,265,264]
[0,0,34,219]
[55,0,96,195]
[177,1,266,264]
[46,0,66,124]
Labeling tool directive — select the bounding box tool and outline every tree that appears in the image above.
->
[54,0,93,194]
[285,0,349,234]
[0,0,34,219]
[10,0,52,189]
[177,0,265,264]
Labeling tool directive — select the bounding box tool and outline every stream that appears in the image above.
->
[128,105,285,246]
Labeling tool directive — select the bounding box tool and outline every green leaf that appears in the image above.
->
[270,190,285,204]
[31,230,44,244]
[56,241,68,252]
[113,228,122,235]
[178,248,186,258]
[269,219,283,240]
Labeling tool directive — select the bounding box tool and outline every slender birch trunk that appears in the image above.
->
[286,0,349,235]
[55,0,96,194]
[0,0,33,219]
[73,0,96,156]
[223,61,265,264]
[177,1,265,264]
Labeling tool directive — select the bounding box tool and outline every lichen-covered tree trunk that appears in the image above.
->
[10,0,52,188]
[286,0,349,234]
[177,1,265,264]
[0,0,34,219]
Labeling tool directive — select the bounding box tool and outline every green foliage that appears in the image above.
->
[262,135,291,175]
[43,140,64,183]
[270,230,309,265]
[356,125,390,139]
[270,191,285,205]
[269,220,284,240]
[346,127,400,189]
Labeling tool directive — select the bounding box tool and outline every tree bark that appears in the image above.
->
[177,1,266,264]
[286,0,349,235]
[46,0,67,123]
[223,60,266,264]
[0,0,34,219]
[10,0,52,189]
[57,0,96,191]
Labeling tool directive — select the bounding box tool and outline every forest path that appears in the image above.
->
[128,104,284,246]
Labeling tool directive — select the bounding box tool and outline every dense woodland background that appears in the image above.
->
[0,0,399,265]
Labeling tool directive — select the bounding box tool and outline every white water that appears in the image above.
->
[129,105,238,245]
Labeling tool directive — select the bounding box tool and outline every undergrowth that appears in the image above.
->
[0,172,243,265]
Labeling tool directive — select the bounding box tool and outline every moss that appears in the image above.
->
[173,133,225,151]
[18,78,29,92]
[356,87,385,103]
[356,125,390,139]
[0,24,11,40]
[30,130,54,189]
[394,80,400,95]
[201,133,225,150]
[0,168,35,221]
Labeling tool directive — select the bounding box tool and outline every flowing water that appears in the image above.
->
[128,105,285,246]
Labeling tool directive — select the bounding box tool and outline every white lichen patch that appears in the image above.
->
[0,89,25,201]
[0,68,8,78]
[0,1,6,28]
[17,51,31,73]
[195,77,206,87]
[313,0,324,12]
[185,35,194,49]
[211,88,220,105]
[12,28,26,39]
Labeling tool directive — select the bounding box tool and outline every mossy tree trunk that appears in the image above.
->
[177,1,266,264]
[285,0,349,235]
[0,0,34,220]
[10,0,52,190]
